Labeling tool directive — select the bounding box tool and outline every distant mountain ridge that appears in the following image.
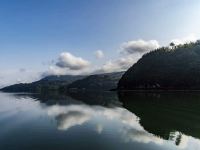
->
[1,72,124,93]
[1,75,86,93]
[40,75,85,82]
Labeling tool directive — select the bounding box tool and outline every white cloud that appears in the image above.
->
[95,54,141,73]
[56,52,90,70]
[43,52,92,76]
[121,39,160,54]
[94,50,104,59]
[94,39,159,73]
[171,34,198,45]
[44,65,91,76]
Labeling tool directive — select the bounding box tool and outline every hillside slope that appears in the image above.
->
[68,72,124,91]
[118,41,200,90]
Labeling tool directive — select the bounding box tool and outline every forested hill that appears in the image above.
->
[118,41,200,90]
[67,72,124,91]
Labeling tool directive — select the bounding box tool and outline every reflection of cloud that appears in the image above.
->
[183,136,200,150]
[96,124,103,134]
[55,111,90,130]
[121,127,163,144]
[46,103,200,148]
[169,131,200,150]
[46,104,163,145]
[47,105,93,130]
[47,105,142,130]
[178,134,189,149]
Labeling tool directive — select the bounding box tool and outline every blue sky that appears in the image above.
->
[0,0,200,86]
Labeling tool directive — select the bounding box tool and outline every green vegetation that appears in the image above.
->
[66,72,124,91]
[118,41,200,90]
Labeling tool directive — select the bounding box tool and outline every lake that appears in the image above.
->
[0,91,200,150]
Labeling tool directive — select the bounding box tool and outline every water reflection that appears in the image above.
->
[118,92,200,140]
[119,91,200,149]
[1,91,200,150]
[47,104,167,145]
[14,91,122,106]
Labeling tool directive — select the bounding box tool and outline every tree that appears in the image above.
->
[170,42,175,49]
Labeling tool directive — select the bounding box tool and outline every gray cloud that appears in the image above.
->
[19,68,26,73]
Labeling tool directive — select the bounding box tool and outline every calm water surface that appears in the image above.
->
[0,91,200,150]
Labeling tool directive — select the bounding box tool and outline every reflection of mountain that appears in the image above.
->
[67,91,122,107]
[118,92,200,140]
[13,92,83,106]
[14,91,122,107]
